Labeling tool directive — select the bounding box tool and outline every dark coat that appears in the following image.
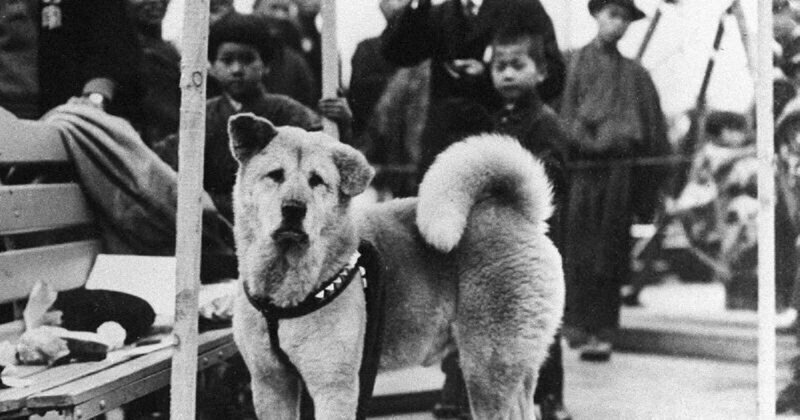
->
[263,46,318,108]
[492,93,570,249]
[360,61,431,197]
[135,35,181,147]
[38,0,142,118]
[348,36,398,138]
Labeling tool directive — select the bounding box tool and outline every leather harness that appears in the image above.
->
[243,240,385,420]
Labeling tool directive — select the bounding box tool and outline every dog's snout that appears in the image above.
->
[281,201,307,222]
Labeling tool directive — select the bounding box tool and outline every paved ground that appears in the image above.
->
[369,345,757,420]
[369,280,761,420]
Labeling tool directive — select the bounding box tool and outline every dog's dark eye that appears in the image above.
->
[309,173,325,188]
[265,169,284,183]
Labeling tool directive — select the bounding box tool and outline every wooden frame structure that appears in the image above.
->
[169,0,208,418]
[756,0,775,418]
[168,1,341,418]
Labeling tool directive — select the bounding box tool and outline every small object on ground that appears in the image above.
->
[579,336,612,362]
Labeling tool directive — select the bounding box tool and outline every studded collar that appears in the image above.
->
[243,249,366,320]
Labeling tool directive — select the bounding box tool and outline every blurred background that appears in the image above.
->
[162,0,756,123]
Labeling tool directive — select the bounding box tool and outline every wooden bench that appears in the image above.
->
[0,123,238,419]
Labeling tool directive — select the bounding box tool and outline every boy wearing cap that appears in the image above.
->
[560,0,671,361]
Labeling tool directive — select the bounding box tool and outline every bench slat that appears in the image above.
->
[0,355,126,413]
[0,241,100,305]
[0,185,93,234]
[26,329,234,409]
[0,120,66,164]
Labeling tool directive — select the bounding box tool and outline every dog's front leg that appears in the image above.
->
[282,283,366,420]
[250,365,304,420]
[301,362,361,420]
[234,294,303,420]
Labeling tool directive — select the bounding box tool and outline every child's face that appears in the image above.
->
[490,40,545,102]
[595,4,632,44]
[211,42,266,103]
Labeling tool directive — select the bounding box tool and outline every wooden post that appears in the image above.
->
[731,0,757,79]
[320,0,339,138]
[170,0,209,419]
[635,0,664,62]
[755,0,775,418]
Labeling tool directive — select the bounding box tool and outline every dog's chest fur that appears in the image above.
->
[232,265,367,389]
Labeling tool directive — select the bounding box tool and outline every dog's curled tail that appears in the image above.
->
[416,134,554,253]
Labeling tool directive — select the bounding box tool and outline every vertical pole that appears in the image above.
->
[756,0,775,417]
[731,0,757,79]
[170,0,209,418]
[321,0,339,138]
[636,1,663,62]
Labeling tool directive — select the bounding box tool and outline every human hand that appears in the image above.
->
[450,58,485,77]
[67,94,105,111]
[318,96,353,125]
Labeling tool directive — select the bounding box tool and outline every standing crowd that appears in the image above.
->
[0,0,675,418]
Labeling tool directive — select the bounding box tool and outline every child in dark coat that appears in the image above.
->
[204,13,351,222]
[434,24,572,420]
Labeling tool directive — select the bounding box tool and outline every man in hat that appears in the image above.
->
[560,0,671,361]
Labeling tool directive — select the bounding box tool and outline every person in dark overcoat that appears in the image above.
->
[559,0,671,361]
[380,0,566,176]
[0,0,141,120]
[348,0,410,140]
[125,0,181,148]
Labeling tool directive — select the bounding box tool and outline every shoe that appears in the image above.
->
[539,395,572,420]
[579,335,612,362]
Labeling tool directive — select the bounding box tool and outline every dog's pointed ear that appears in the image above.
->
[228,113,279,162]
[332,144,374,197]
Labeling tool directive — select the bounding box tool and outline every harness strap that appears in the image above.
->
[266,314,315,419]
[256,240,385,420]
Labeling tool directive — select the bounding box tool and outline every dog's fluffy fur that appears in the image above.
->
[229,113,564,420]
